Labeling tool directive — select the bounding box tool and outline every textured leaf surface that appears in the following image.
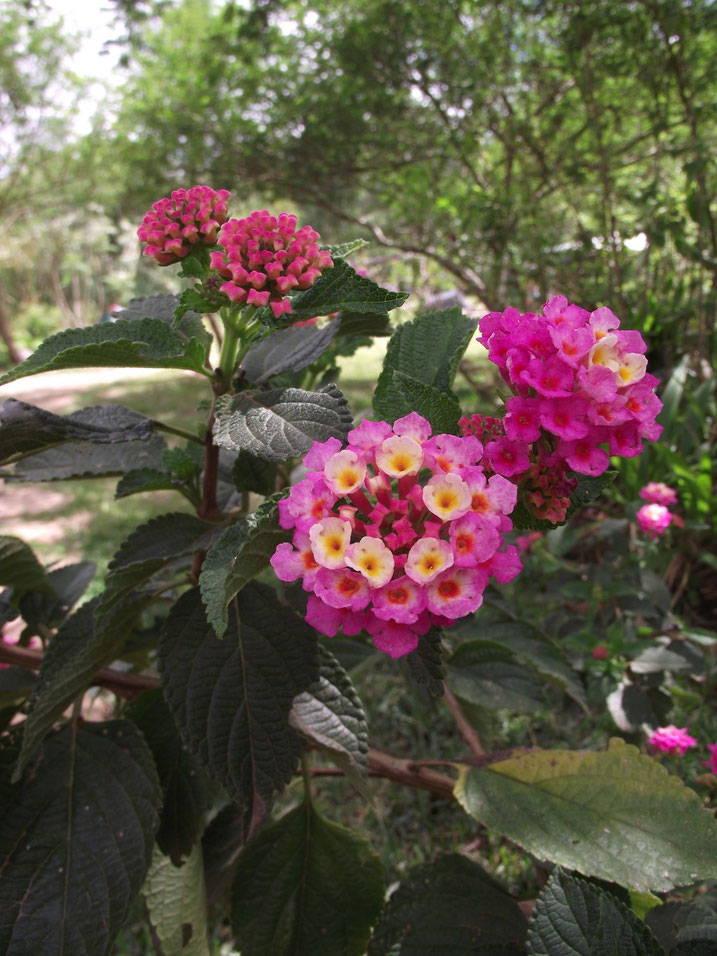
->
[373,308,477,422]
[213,384,353,462]
[231,450,277,495]
[0,720,161,956]
[7,432,166,482]
[0,536,56,595]
[405,627,445,697]
[98,512,214,618]
[144,844,210,956]
[115,467,189,499]
[18,560,96,634]
[391,372,461,435]
[456,620,587,710]
[240,322,339,383]
[0,317,209,385]
[14,595,148,781]
[256,258,408,324]
[291,645,370,798]
[527,869,663,955]
[231,801,385,956]
[199,496,290,638]
[368,853,527,955]
[646,900,717,952]
[127,689,213,864]
[455,739,717,891]
[447,639,546,712]
[0,400,154,466]
[115,293,212,353]
[159,584,318,837]
[335,310,392,339]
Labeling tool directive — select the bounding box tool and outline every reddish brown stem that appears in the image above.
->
[443,684,485,757]
[197,413,220,520]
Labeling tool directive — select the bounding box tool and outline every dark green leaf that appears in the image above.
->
[232,450,277,495]
[455,739,717,892]
[240,322,339,383]
[0,720,161,955]
[335,310,392,339]
[290,645,370,799]
[213,383,353,462]
[116,293,212,353]
[127,688,213,864]
[175,286,220,316]
[97,512,215,618]
[0,400,154,466]
[144,844,210,956]
[159,584,318,838]
[391,372,462,434]
[19,560,96,633]
[0,535,56,595]
[115,467,191,500]
[405,627,445,697]
[199,496,290,638]
[368,853,527,955]
[374,308,477,423]
[647,900,717,952]
[14,594,150,781]
[447,639,546,713]
[7,432,167,482]
[231,800,385,956]
[527,868,663,955]
[202,803,245,905]
[256,258,408,324]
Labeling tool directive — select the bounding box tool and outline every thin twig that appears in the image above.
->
[443,684,485,757]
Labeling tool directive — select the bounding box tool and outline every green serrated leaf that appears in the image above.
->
[255,258,408,324]
[213,383,353,462]
[0,317,210,386]
[144,844,210,956]
[405,627,445,697]
[321,239,369,258]
[7,432,167,482]
[455,738,717,892]
[447,639,546,712]
[175,287,219,316]
[391,372,462,434]
[159,584,318,838]
[231,800,385,956]
[0,535,56,596]
[127,689,213,865]
[374,308,477,423]
[0,400,155,466]
[115,467,190,500]
[13,594,150,781]
[0,720,161,954]
[454,619,587,710]
[647,900,717,952]
[240,322,339,384]
[335,310,392,339]
[527,868,663,955]
[97,512,215,619]
[18,560,96,635]
[290,645,370,799]
[199,496,290,638]
[368,853,527,955]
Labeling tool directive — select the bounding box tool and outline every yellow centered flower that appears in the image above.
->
[375,435,423,477]
[616,352,647,386]
[309,517,352,569]
[323,450,367,494]
[588,334,620,373]
[345,537,395,588]
[422,473,471,521]
[405,536,454,584]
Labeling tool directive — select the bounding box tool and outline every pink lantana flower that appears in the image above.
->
[272,414,521,658]
[210,210,333,319]
[636,503,672,538]
[703,744,717,775]
[640,482,678,507]
[648,725,697,756]
[138,185,230,264]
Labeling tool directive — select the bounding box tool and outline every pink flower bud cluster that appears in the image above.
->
[210,211,333,319]
[640,482,678,507]
[137,186,231,265]
[648,725,697,756]
[478,295,663,477]
[270,413,522,658]
[636,482,679,539]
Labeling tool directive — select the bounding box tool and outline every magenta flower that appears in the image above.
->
[210,210,333,318]
[272,414,522,657]
[640,482,678,507]
[636,503,672,538]
[648,725,697,756]
[137,185,231,265]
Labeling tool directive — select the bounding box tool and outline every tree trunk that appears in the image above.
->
[0,290,23,365]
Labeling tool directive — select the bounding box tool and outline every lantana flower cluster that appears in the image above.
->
[636,482,679,538]
[210,211,334,318]
[137,186,231,265]
[270,413,522,658]
[648,725,697,756]
[478,295,663,479]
